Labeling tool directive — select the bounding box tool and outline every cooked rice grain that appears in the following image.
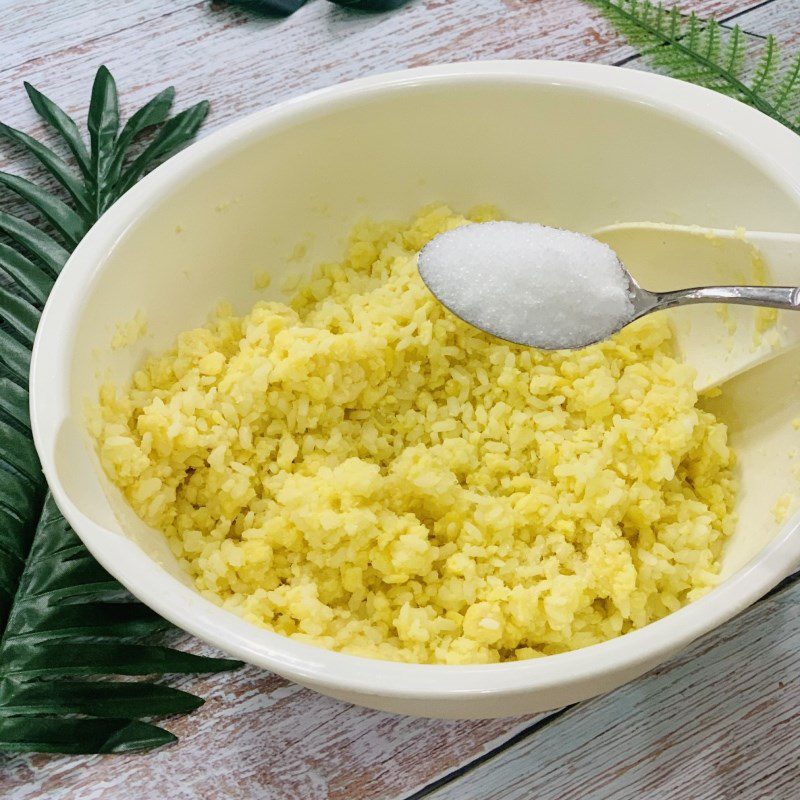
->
[94,205,737,664]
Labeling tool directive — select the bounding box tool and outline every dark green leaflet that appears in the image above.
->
[106,87,174,188]
[329,0,411,9]
[0,680,204,717]
[0,122,92,218]
[0,715,179,754]
[587,1,800,133]
[23,81,92,178]
[0,173,88,247]
[219,0,413,17]
[222,0,308,13]
[0,243,52,307]
[115,102,210,198]
[0,212,70,275]
[0,66,241,755]
[87,66,120,216]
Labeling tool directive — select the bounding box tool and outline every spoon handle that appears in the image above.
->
[654,285,800,311]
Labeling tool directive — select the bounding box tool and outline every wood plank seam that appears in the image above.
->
[409,570,800,797]
[715,0,784,24]
[419,580,800,800]
[400,707,575,800]
[403,573,800,800]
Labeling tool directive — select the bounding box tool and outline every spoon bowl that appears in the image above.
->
[417,221,635,351]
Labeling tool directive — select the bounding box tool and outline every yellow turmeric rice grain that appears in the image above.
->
[93,206,737,664]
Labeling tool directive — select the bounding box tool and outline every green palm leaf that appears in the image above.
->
[1,680,204,717]
[0,66,241,755]
[107,87,175,186]
[0,286,39,348]
[587,1,800,134]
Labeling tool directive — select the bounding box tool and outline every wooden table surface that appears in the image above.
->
[2,1,799,797]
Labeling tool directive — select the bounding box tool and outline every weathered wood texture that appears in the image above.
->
[1,1,799,798]
[725,0,800,40]
[0,0,776,145]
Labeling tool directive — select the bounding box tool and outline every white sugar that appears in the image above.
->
[418,221,635,349]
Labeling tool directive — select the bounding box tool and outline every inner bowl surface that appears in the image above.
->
[31,61,800,718]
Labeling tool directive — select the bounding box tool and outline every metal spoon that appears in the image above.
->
[418,222,800,390]
[616,279,800,333]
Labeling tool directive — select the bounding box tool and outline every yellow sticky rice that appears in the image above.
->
[93,206,737,664]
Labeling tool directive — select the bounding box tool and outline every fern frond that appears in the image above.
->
[587,0,800,134]
[774,52,800,114]
[685,13,701,55]
[751,35,779,95]
[722,25,746,77]
[668,5,680,40]
[702,19,722,66]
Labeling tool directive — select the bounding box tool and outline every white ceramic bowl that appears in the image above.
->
[31,61,800,719]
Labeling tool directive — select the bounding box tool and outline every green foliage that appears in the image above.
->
[221,0,308,13]
[329,0,411,9]
[588,0,800,134]
[0,66,241,755]
[218,0,412,16]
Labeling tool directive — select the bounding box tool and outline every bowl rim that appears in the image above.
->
[30,59,800,700]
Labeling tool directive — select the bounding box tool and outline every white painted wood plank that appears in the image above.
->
[0,0,198,73]
[423,579,800,800]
